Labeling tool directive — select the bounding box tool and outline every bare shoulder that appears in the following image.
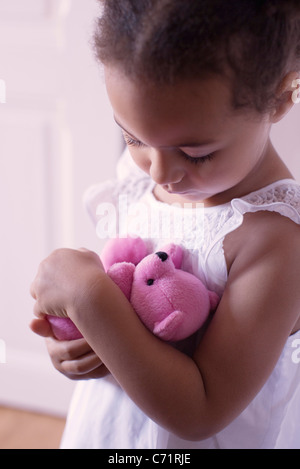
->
[224,210,300,334]
[224,210,300,273]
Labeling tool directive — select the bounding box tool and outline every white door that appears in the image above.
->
[0,0,121,416]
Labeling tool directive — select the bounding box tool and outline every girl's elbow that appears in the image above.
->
[170,423,219,442]
[165,410,229,442]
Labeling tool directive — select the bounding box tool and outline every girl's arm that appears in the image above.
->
[31,212,300,440]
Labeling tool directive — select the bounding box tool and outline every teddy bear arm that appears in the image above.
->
[46,316,83,341]
[208,290,220,311]
[153,310,185,341]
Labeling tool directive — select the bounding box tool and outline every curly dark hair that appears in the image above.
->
[93,0,300,113]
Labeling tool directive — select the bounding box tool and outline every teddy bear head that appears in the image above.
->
[107,242,219,342]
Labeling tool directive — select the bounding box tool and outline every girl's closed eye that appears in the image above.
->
[180,151,214,165]
[122,133,145,148]
[123,132,215,165]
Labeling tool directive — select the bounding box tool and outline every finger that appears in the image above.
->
[46,337,104,377]
[77,248,104,269]
[78,247,91,252]
[63,364,110,381]
[81,365,110,380]
[32,301,46,319]
[29,318,54,338]
[60,350,103,376]
[45,336,96,362]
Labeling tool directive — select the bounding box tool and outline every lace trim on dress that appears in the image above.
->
[203,180,300,294]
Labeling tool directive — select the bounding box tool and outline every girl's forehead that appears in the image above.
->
[105,66,235,145]
[105,66,232,112]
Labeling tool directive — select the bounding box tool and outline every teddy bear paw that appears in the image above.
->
[153,310,184,341]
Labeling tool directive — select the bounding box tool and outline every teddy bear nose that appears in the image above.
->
[155,251,168,262]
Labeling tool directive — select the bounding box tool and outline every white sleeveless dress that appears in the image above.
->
[60,152,300,449]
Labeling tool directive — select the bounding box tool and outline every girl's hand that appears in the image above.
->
[30,249,109,380]
[30,318,109,380]
[30,247,105,320]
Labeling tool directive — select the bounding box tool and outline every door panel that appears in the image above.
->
[0,0,120,415]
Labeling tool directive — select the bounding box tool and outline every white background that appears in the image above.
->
[0,0,299,417]
[0,0,121,416]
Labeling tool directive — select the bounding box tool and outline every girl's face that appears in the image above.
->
[105,67,278,206]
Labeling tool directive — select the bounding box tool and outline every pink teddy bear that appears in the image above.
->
[47,237,219,342]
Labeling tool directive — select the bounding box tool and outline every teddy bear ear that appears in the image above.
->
[159,244,183,269]
[107,262,135,300]
[101,236,148,271]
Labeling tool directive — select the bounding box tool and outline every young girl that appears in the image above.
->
[30,0,300,449]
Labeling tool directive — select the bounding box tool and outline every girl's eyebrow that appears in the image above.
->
[114,116,217,148]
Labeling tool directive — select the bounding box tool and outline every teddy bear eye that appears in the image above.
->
[147,279,154,286]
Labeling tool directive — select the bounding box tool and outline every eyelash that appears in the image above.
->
[123,134,214,165]
[123,135,144,148]
[181,152,214,165]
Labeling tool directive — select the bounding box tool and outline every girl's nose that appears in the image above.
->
[149,149,185,185]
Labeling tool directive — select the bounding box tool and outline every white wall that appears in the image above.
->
[0,0,121,417]
[271,103,300,180]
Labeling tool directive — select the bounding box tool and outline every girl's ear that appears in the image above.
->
[271,71,300,123]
